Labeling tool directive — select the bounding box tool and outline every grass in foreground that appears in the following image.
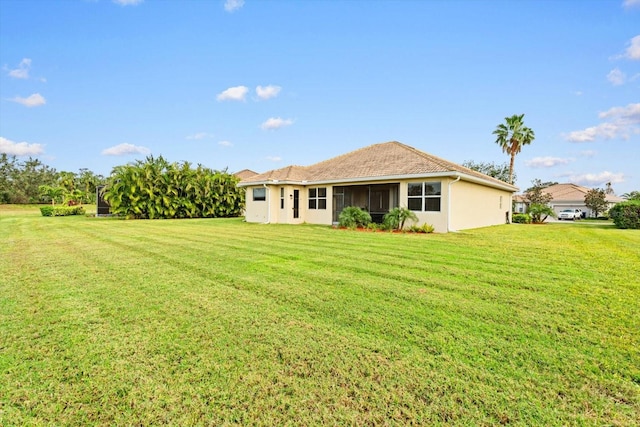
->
[1,208,639,425]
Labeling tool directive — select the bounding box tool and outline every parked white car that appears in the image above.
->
[558,209,582,220]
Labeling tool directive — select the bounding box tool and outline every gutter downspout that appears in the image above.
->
[263,184,270,224]
[447,175,461,233]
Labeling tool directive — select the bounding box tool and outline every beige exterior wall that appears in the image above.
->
[244,186,270,223]
[399,179,449,232]
[449,180,512,231]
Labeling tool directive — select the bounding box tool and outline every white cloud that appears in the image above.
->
[10,93,46,107]
[186,132,214,140]
[607,68,626,85]
[564,103,640,142]
[256,85,282,100]
[525,157,571,168]
[266,155,282,162]
[624,35,640,60]
[217,85,249,101]
[623,0,640,9]
[580,150,597,158]
[0,136,45,156]
[261,117,293,130]
[224,0,244,12]
[218,140,233,147]
[7,58,31,79]
[113,0,144,5]
[561,171,626,186]
[574,90,583,96]
[101,143,150,156]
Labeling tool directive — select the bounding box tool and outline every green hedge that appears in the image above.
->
[512,213,532,224]
[40,206,86,217]
[609,200,640,229]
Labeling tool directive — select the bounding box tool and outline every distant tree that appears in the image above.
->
[605,182,615,195]
[584,188,608,217]
[621,191,640,201]
[528,203,556,224]
[524,179,553,205]
[462,160,514,183]
[492,114,535,184]
[524,180,558,193]
[0,154,17,203]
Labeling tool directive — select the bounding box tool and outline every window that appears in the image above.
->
[253,187,266,201]
[308,187,327,209]
[280,188,284,209]
[407,182,441,212]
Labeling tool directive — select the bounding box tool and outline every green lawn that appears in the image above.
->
[1,207,638,425]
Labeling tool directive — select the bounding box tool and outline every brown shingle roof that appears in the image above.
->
[240,141,516,190]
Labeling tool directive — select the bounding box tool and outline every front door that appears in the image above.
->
[293,189,299,219]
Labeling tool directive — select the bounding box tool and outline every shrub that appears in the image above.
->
[609,200,640,229]
[383,207,418,231]
[41,206,86,217]
[366,222,379,231]
[408,223,435,233]
[338,206,372,229]
[512,213,532,224]
[40,206,54,216]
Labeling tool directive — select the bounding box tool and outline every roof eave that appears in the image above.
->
[239,172,518,192]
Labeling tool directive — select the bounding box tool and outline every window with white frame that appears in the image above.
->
[280,188,284,209]
[308,187,327,209]
[407,182,441,212]
[253,187,266,201]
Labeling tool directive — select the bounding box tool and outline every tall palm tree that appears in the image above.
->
[493,114,535,185]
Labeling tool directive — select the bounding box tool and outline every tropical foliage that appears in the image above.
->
[492,114,535,184]
[462,160,513,183]
[609,200,640,229]
[338,206,372,229]
[102,155,244,219]
[527,203,556,224]
[38,185,65,206]
[383,206,418,230]
[621,190,640,201]
[584,188,608,218]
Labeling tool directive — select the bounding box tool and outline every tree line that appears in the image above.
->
[0,154,104,204]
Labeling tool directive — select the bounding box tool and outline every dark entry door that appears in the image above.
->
[293,189,299,219]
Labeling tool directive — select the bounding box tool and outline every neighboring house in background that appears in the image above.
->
[234,169,258,181]
[544,183,623,218]
[238,141,518,233]
[513,194,527,214]
[514,183,624,218]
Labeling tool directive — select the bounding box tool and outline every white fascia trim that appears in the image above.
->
[239,172,518,192]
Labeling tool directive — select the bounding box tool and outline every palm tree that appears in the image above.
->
[492,114,535,185]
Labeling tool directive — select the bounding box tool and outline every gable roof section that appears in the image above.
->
[240,141,517,191]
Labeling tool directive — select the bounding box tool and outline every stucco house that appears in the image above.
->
[543,183,624,218]
[238,141,517,233]
[513,183,624,218]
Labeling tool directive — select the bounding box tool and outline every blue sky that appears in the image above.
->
[1,0,638,194]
